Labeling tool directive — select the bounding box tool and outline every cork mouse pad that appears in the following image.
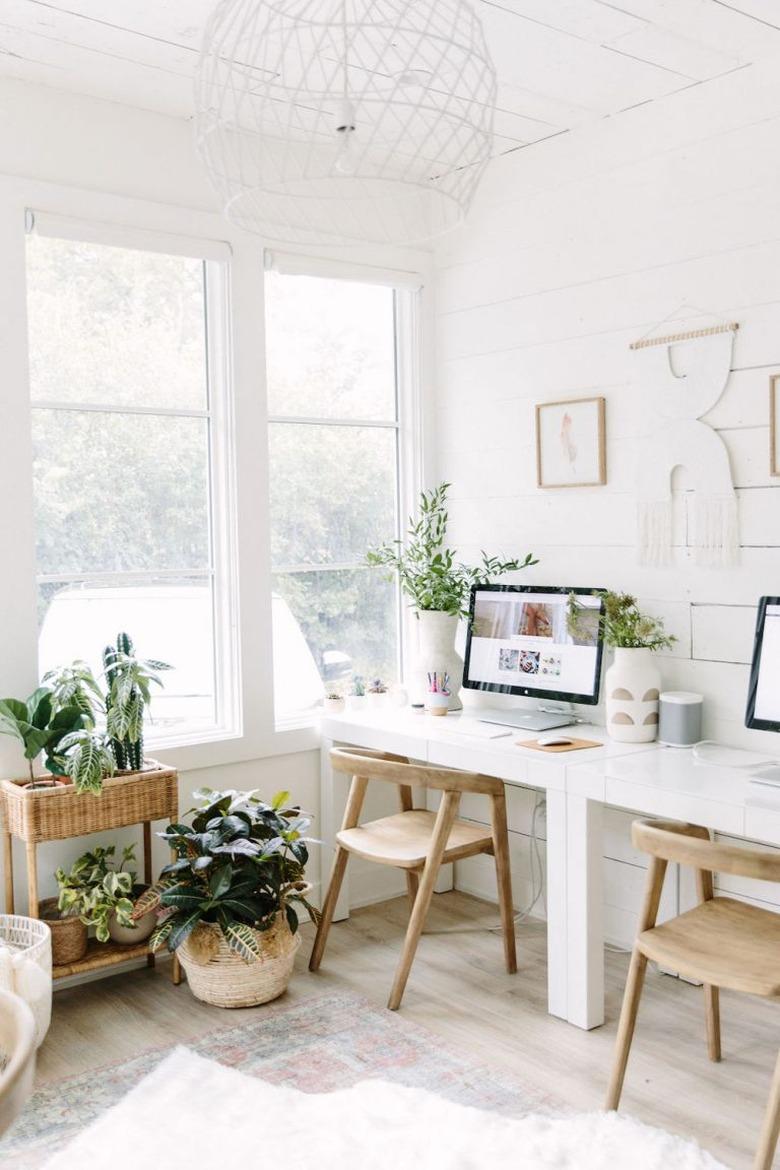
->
[516,737,602,753]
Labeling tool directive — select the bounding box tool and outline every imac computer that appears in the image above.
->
[462,584,605,732]
[745,596,780,785]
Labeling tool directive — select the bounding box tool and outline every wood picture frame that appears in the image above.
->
[771,375,780,477]
[535,396,606,488]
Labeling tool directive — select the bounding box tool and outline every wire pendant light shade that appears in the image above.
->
[195,0,497,247]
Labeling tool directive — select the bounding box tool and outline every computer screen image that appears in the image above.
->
[746,597,780,732]
[463,584,605,707]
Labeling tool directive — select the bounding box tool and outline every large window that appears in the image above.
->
[25,221,236,742]
[265,265,411,724]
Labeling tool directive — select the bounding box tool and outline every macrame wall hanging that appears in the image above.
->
[630,316,739,567]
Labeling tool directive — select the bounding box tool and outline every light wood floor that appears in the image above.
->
[40,891,779,1169]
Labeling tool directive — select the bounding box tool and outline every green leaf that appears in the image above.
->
[271,789,291,811]
[149,918,175,953]
[218,896,265,921]
[168,910,202,951]
[223,920,259,962]
[159,884,205,911]
[208,864,232,899]
[131,885,162,920]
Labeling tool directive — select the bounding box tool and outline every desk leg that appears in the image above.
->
[320,736,350,922]
[566,793,604,1030]
[545,789,568,1021]
[3,833,14,915]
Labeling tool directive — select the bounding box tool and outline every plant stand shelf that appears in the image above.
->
[0,763,181,986]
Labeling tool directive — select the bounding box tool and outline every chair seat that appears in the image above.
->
[639,896,780,997]
[337,810,493,869]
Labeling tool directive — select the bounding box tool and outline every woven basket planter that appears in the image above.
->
[177,915,301,1009]
[0,915,52,1046]
[39,899,88,967]
[0,761,177,843]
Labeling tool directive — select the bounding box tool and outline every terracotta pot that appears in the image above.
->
[21,777,71,792]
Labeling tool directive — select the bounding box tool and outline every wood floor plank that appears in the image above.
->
[37,891,779,1170]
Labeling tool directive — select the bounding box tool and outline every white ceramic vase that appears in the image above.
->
[605,647,661,743]
[412,611,463,712]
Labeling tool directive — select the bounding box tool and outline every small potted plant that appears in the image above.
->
[0,688,86,790]
[136,788,317,1008]
[54,844,156,947]
[568,592,675,743]
[367,678,390,710]
[323,688,346,715]
[347,675,367,711]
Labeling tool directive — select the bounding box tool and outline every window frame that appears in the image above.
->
[264,252,423,729]
[25,212,241,749]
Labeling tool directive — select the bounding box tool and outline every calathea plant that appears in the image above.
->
[367,482,538,621]
[103,632,171,772]
[135,788,317,962]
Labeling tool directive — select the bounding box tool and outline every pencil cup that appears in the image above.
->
[426,692,450,716]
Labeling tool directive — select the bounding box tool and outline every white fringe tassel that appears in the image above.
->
[638,500,672,565]
[693,495,739,566]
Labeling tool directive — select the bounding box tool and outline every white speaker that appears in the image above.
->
[658,691,703,747]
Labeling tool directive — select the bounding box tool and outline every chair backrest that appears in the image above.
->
[0,990,36,1137]
[633,819,780,883]
[329,747,504,796]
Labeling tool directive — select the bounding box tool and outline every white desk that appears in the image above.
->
[320,709,654,1029]
[568,748,780,1028]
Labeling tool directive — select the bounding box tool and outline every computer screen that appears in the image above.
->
[463,584,605,706]
[746,597,780,731]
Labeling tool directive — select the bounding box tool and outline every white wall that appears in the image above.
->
[434,53,780,941]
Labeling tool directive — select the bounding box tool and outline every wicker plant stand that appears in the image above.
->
[0,762,181,984]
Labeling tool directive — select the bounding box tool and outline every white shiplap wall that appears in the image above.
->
[433,53,780,943]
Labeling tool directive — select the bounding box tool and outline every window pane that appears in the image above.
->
[32,409,210,575]
[269,423,397,568]
[272,569,399,720]
[26,235,208,410]
[38,577,216,734]
[265,272,396,420]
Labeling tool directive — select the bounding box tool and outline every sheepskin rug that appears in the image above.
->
[44,1046,727,1170]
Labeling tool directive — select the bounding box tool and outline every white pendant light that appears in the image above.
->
[195,0,497,247]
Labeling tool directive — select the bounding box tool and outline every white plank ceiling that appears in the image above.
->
[1,0,779,156]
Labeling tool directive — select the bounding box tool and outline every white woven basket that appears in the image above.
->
[0,917,52,1046]
[177,915,301,1009]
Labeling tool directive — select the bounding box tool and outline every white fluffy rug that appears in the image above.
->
[43,1047,727,1170]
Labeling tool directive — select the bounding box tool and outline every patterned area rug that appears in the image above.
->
[0,991,559,1168]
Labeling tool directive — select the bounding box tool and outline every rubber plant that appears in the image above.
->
[103,632,171,772]
[135,788,318,962]
[366,481,538,621]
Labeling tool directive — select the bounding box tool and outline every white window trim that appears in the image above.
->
[265,251,423,731]
[0,172,431,776]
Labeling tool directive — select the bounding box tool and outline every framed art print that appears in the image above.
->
[535,396,606,488]
[771,375,780,477]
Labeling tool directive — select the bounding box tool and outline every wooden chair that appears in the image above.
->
[606,818,780,1170]
[310,747,517,1010]
[0,990,36,1137]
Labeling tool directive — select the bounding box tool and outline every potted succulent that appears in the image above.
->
[136,787,317,1008]
[323,688,346,715]
[54,844,156,947]
[347,675,367,711]
[367,482,537,710]
[367,678,390,710]
[568,592,675,743]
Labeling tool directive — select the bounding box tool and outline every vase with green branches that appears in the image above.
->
[367,482,537,710]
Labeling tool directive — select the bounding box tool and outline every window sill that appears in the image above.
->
[149,723,321,774]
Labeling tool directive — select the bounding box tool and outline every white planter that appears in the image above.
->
[367,691,390,710]
[605,647,661,743]
[323,696,346,714]
[411,611,463,712]
[347,694,368,711]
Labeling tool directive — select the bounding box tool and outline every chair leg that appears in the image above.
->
[754,1050,780,1170]
[490,793,517,974]
[605,948,648,1111]
[704,984,721,1062]
[309,846,350,973]
[405,869,419,910]
[387,792,460,1011]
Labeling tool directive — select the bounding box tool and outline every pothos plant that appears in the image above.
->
[56,844,137,943]
[567,591,676,651]
[366,482,538,621]
[135,788,318,962]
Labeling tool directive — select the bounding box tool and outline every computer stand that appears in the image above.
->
[476,703,576,733]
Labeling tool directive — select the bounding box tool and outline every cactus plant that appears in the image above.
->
[103,632,171,774]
